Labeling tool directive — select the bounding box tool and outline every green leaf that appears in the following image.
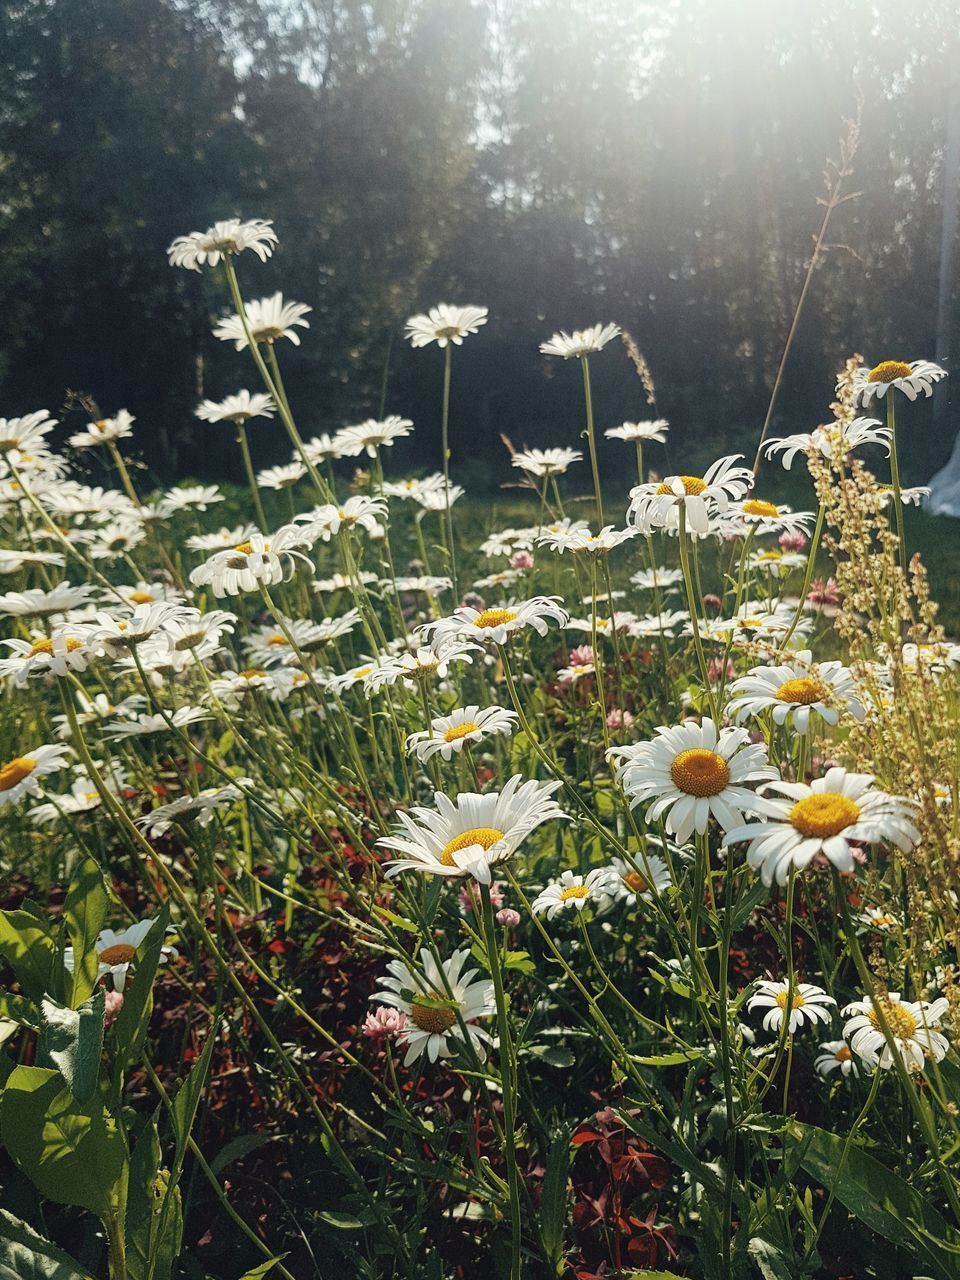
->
[539,1124,574,1273]
[749,1237,799,1280]
[316,1212,364,1229]
[527,1044,575,1069]
[0,1066,124,1217]
[112,907,168,1073]
[793,1121,960,1280]
[0,911,56,1004]
[62,857,109,1008]
[635,1050,705,1067]
[126,1114,180,1280]
[39,990,105,1103]
[208,1130,284,1178]
[502,949,535,975]
[238,1258,288,1279]
[0,1208,94,1279]
[0,989,40,1031]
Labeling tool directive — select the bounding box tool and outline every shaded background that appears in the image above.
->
[0,0,957,489]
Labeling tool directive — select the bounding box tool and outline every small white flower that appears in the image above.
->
[531,868,609,919]
[698,602,804,644]
[372,947,494,1067]
[195,391,277,423]
[103,705,210,740]
[64,917,174,991]
[0,583,93,618]
[406,705,518,762]
[539,323,620,359]
[747,980,835,1035]
[404,304,488,349]
[363,637,480,693]
[0,629,96,685]
[213,293,311,349]
[720,499,815,537]
[851,359,946,405]
[379,775,568,883]
[186,524,259,553]
[843,993,950,1072]
[429,596,568,645]
[628,455,754,536]
[334,416,414,457]
[764,417,889,470]
[68,410,135,450]
[725,651,864,733]
[301,433,345,464]
[0,411,57,460]
[511,448,582,477]
[609,718,777,844]
[257,462,306,491]
[0,743,72,807]
[304,497,388,541]
[158,485,224,514]
[596,852,672,906]
[876,484,930,508]
[604,419,669,444]
[815,1040,857,1078]
[189,527,314,598]
[138,783,251,836]
[167,218,278,270]
[630,566,684,592]
[536,525,637,556]
[723,767,920,887]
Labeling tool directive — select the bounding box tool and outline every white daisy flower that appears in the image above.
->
[138,783,251,836]
[243,612,358,667]
[0,411,57,460]
[68,409,136,449]
[30,769,125,824]
[511,447,583,477]
[429,596,568,646]
[596,852,672,906]
[723,767,920,887]
[539,323,621,359]
[303,496,388,540]
[764,417,889,470]
[479,527,539,558]
[167,218,278,270]
[103,705,210,741]
[92,602,193,656]
[372,947,494,1067]
[698,602,804,644]
[858,906,901,932]
[413,482,465,512]
[257,462,306,490]
[628,455,754,536]
[748,548,807,577]
[161,608,237,657]
[842,993,950,1072]
[536,525,637,555]
[406,705,518,762]
[379,775,568,883]
[301,433,345,464]
[195,390,277,423]
[213,293,311,349]
[189,527,315,598]
[158,485,224,515]
[876,484,930,508]
[556,659,595,684]
[327,660,379,695]
[0,583,93,618]
[0,743,72,807]
[113,581,188,608]
[720,499,815,537]
[531,868,610,919]
[815,1040,857,1078]
[186,524,259,553]
[608,718,777,844]
[566,611,636,638]
[630,566,684,592]
[382,474,446,502]
[473,569,522,591]
[851,359,946,405]
[0,629,96,686]
[747,980,835,1034]
[313,571,378,594]
[628,610,689,638]
[363,637,480,693]
[64,917,173,991]
[404,304,488,349]
[604,419,669,444]
[392,575,452,596]
[725,651,865,733]
[334,416,414,458]
[0,549,66,573]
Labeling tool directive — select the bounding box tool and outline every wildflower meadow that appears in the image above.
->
[1,215,959,1280]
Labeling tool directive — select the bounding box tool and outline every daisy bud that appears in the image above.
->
[496,908,521,927]
[779,530,808,552]
[510,550,534,571]
[103,989,124,1026]
[362,1006,408,1039]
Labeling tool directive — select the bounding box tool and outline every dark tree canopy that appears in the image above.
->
[0,0,956,486]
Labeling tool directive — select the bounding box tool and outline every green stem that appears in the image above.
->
[778,500,824,652]
[677,507,718,721]
[440,342,459,598]
[235,420,268,531]
[886,392,908,572]
[581,355,604,527]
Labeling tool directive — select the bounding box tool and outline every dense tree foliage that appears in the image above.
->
[0,0,956,485]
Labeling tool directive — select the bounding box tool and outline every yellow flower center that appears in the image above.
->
[128,591,155,604]
[870,913,897,928]
[239,668,266,680]
[175,631,205,651]
[473,608,519,629]
[776,676,829,706]
[93,419,110,433]
[657,475,706,497]
[266,634,289,646]
[788,793,860,838]
[670,748,730,797]
[410,993,458,1033]
[444,722,480,743]
[353,666,372,679]
[622,870,648,894]
[98,943,136,966]
[28,637,83,657]
[835,1045,853,1062]
[233,541,254,555]
[439,826,505,867]
[867,360,912,384]
[868,1000,918,1040]
[757,550,783,562]
[774,989,806,1010]
[742,499,780,518]
[0,757,36,791]
[559,884,591,901]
